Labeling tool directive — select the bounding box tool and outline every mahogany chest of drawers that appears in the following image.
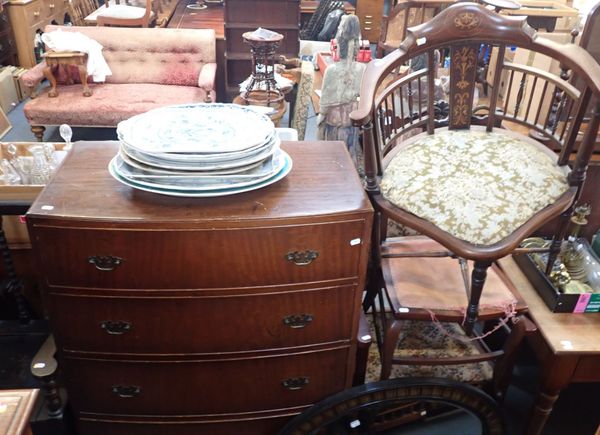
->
[27,141,373,435]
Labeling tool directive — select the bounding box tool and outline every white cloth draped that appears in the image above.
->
[42,30,112,82]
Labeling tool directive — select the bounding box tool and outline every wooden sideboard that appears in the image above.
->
[26,140,373,434]
[7,0,69,68]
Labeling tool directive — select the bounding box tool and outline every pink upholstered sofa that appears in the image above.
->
[21,25,217,141]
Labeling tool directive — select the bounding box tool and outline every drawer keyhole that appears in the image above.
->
[88,255,124,271]
[282,377,309,391]
[101,320,132,335]
[285,250,319,266]
[111,385,140,398]
[283,314,313,329]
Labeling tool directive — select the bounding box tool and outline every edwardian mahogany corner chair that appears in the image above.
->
[350,3,600,383]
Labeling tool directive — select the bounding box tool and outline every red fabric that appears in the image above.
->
[24,83,211,127]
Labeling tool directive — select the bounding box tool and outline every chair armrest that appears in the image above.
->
[198,62,217,103]
[20,62,47,99]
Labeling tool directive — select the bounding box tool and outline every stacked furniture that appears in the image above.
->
[223,0,300,99]
[27,140,373,434]
[7,0,70,68]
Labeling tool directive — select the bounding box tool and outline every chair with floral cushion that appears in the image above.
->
[350,2,600,388]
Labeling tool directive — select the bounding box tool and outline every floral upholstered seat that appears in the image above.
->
[380,129,569,245]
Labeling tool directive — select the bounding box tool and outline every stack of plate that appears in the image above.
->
[108,103,293,197]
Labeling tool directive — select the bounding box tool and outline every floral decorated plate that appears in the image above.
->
[112,149,286,190]
[117,103,275,154]
[118,149,265,175]
[118,131,278,164]
[108,150,293,197]
[120,136,279,172]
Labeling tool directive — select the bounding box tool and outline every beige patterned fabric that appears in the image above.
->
[381,129,569,245]
[291,61,314,141]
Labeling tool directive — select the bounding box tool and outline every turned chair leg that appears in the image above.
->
[464,260,492,336]
[381,319,403,380]
[363,212,383,313]
[31,126,45,142]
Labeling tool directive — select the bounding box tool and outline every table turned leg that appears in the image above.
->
[526,355,578,435]
[42,64,58,98]
[78,63,92,97]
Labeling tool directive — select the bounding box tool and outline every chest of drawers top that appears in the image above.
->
[27,141,372,227]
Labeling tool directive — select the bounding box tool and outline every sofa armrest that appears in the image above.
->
[21,61,48,99]
[198,62,217,103]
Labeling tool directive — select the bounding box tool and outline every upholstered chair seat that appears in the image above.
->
[380,129,569,246]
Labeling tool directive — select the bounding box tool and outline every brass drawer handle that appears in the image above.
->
[111,385,140,398]
[33,10,40,17]
[285,250,318,266]
[282,377,309,391]
[283,314,313,329]
[100,320,132,335]
[49,3,55,8]
[88,255,124,271]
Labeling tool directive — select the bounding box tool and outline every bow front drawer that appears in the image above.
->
[49,284,357,354]
[64,347,350,415]
[32,221,366,289]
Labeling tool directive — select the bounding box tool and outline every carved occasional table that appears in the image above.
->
[500,257,600,435]
[26,140,373,434]
[42,51,91,98]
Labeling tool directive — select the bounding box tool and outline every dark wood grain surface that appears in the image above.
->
[168,0,225,36]
[27,141,372,226]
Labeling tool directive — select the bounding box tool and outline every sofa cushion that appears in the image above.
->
[24,83,211,127]
[43,25,216,87]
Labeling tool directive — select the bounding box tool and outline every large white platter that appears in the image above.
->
[108,150,293,197]
[119,148,266,175]
[120,135,279,172]
[117,103,275,154]
[111,148,287,191]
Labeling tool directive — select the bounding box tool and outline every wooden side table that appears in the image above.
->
[499,257,600,435]
[42,51,92,98]
[0,389,39,435]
